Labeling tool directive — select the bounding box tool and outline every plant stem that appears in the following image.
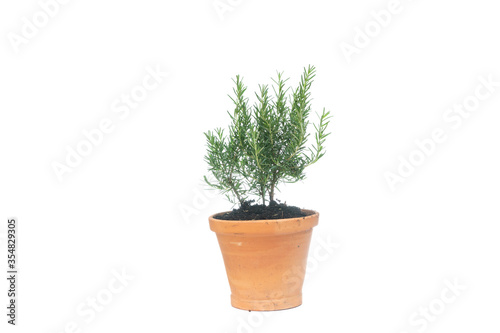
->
[261,186,266,206]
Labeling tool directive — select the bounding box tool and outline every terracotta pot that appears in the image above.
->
[209,210,319,311]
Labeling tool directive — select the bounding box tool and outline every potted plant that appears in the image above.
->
[204,65,331,311]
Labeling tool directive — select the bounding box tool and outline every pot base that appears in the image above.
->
[231,294,302,311]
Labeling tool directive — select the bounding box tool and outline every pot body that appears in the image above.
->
[209,210,319,311]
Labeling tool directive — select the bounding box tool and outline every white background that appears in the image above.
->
[1,0,499,332]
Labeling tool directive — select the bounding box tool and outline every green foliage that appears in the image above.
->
[204,65,331,206]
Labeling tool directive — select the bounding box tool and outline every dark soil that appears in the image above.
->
[214,200,310,221]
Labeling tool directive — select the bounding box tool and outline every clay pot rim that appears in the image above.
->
[209,209,318,222]
[209,209,319,235]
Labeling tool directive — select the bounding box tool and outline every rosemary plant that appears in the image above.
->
[204,65,331,207]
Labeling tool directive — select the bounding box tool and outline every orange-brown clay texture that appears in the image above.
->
[209,210,319,311]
